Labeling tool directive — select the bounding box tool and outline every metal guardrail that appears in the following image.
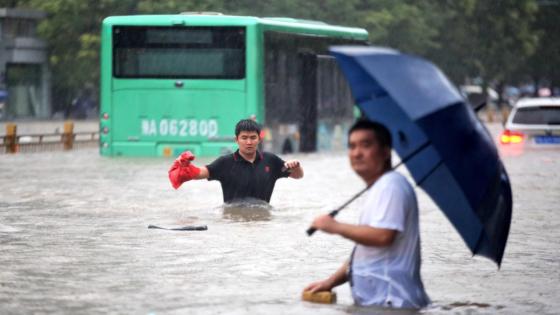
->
[1,121,99,154]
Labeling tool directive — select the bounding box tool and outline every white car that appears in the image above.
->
[501,97,560,148]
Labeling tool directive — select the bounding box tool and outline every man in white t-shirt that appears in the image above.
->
[304,119,430,309]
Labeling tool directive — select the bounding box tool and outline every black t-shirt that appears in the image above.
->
[206,150,290,203]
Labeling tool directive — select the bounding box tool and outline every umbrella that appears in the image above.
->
[330,46,512,267]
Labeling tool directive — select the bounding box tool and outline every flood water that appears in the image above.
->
[1,123,559,314]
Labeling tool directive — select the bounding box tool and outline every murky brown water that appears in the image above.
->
[1,123,559,314]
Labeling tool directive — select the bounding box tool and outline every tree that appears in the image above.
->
[2,0,551,116]
[354,0,443,55]
[520,0,560,94]
[427,0,539,89]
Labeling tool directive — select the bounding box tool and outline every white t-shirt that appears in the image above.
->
[350,171,430,309]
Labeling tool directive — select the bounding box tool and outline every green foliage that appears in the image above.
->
[3,0,138,109]
[522,1,560,88]
[357,1,442,55]
[136,0,225,14]
[425,0,539,87]
[1,0,557,111]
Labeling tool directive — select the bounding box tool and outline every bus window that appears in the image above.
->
[113,26,245,79]
[264,31,364,152]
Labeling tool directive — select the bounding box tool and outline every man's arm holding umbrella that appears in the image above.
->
[312,215,397,246]
[304,215,397,293]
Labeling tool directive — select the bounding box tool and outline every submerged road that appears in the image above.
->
[0,122,559,314]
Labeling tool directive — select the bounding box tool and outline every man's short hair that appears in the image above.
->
[235,119,261,137]
[348,119,392,149]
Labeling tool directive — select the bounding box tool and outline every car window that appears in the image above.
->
[512,106,560,125]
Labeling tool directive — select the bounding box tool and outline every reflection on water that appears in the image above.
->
[1,131,560,314]
[0,223,20,233]
[221,199,273,221]
[345,304,421,315]
[439,301,504,310]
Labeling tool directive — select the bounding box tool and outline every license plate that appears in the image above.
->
[534,135,560,144]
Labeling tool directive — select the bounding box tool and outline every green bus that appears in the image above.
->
[99,13,368,157]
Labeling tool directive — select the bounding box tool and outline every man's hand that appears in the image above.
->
[284,160,300,171]
[310,214,339,234]
[283,160,303,179]
[303,278,335,294]
[303,261,349,294]
[177,151,195,167]
[168,151,201,189]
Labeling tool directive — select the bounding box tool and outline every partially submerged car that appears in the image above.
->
[501,97,560,148]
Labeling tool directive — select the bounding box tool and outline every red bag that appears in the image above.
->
[168,151,201,189]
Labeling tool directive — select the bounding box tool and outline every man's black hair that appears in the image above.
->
[348,119,392,149]
[235,119,261,137]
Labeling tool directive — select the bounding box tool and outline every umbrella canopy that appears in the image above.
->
[331,46,512,266]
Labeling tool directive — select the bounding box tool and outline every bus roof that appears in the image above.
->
[102,14,369,40]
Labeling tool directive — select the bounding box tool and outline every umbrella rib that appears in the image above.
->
[393,141,431,170]
[393,141,442,187]
[329,141,433,216]
[416,159,444,186]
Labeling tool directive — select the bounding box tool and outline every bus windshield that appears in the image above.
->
[113,26,245,79]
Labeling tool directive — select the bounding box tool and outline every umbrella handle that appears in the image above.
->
[306,184,371,237]
[306,210,340,236]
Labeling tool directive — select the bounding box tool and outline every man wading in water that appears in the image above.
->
[304,119,430,309]
[169,119,303,203]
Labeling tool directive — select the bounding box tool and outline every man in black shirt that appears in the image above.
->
[169,119,303,203]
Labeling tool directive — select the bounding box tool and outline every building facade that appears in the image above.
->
[0,8,50,120]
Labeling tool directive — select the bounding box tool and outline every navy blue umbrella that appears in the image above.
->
[331,46,512,267]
